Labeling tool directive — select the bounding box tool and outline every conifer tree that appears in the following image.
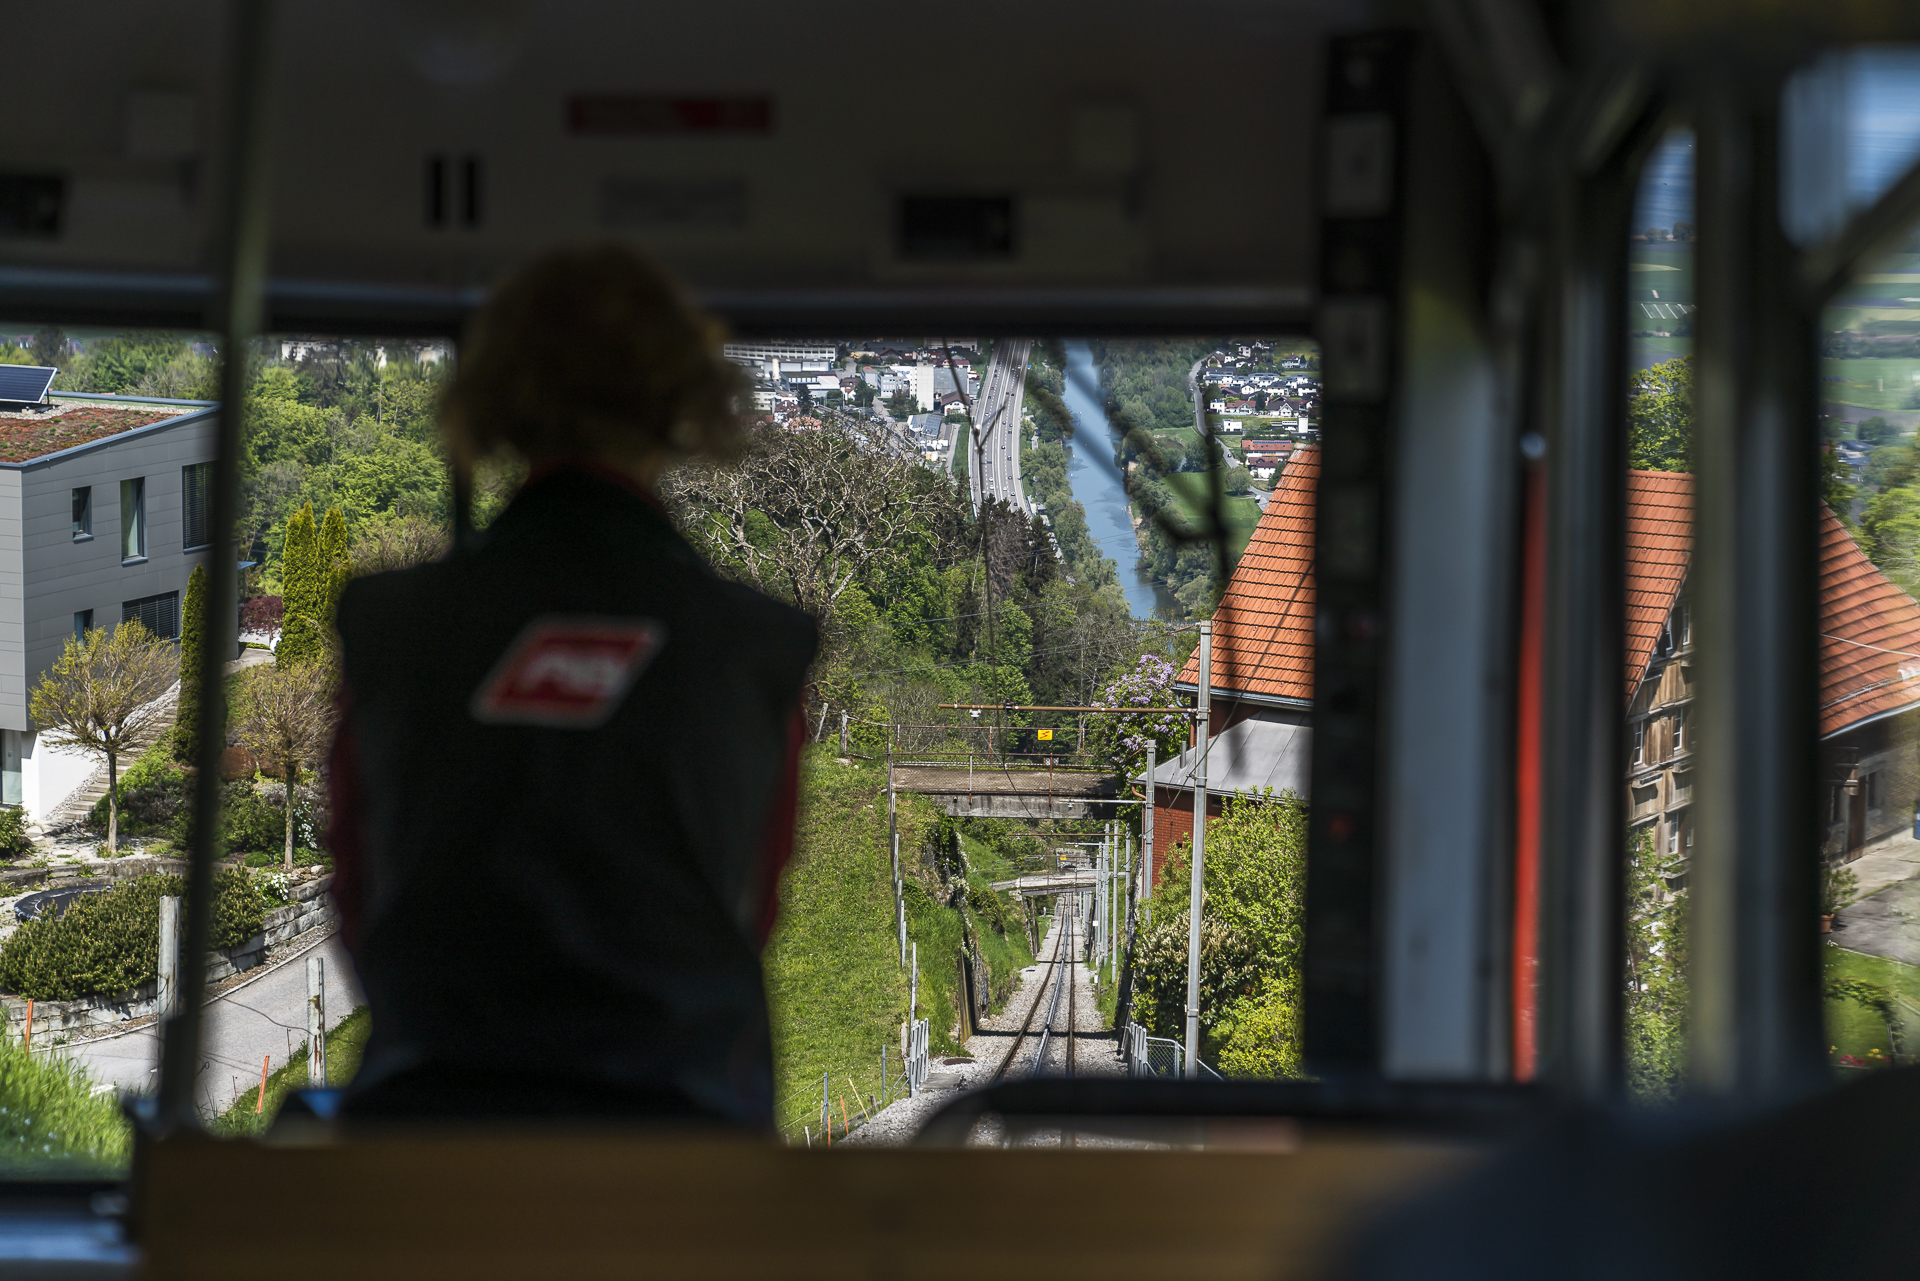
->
[172,564,207,764]
[319,507,350,624]
[277,503,323,668]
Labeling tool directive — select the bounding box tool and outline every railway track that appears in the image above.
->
[989,902,1078,1083]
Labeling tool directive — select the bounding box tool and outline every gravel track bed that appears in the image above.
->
[843,907,1126,1147]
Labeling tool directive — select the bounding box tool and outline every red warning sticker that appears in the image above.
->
[470,616,665,728]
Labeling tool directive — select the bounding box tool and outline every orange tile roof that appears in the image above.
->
[1176,447,1317,703]
[1817,505,1920,737]
[1184,459,1920,738]
[1624,469,1693,699]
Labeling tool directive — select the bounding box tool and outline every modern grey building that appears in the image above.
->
[0,392,225,822]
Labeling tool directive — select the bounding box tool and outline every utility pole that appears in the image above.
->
[157,896,180,1020]
[1184,619,1211,1077]
[1143,742,1156,926]
[306,954,326,1087]
[888,735,905,967]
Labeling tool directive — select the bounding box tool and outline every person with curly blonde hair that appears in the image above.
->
[327,246,816,1124]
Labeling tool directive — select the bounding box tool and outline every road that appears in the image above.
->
[963,339,1034,514]
[62,931,365,1118]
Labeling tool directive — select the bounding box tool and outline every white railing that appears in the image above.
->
[906,1017,930,1096]
[1126,1022,1187,1079]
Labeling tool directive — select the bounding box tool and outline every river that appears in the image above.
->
[1060,340,1179,618]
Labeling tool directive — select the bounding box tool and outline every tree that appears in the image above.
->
[1628,355,1694,472]
[319,505,351,624]
[664,415,959,635]
[173,566,208,765]
[233,664,335,867]
[1625,829,1689,1099]
[29,623,178,854]
[1131,791,1308,1075]
[277,503,324,667]
[1086,654,1189,781]
[348,513,447,576]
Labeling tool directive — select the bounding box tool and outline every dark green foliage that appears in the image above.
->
[173,565,207,764]
[86,738,187,839]
[0,1025,130,1175]
[1628,356,1694,472]
[1625,830,1689,1100]
[277,503,323,667]
[0,871,265,1001]
[0,809,30,860]
[221,782,288,855]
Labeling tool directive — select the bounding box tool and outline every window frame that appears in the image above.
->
[71,486,91,541]
[181,461,212,551]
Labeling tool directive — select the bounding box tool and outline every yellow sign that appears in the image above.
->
[1037,729,1054,741]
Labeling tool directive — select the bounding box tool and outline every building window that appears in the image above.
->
[181,462,212,550]
[1633,720,1645,765]
[1674,710,1686,753]
[1865,770,1881,810]
[120,478,145,561]
[121,591,178,640]
[1680,602,1692,645]
[1668,820,1680,854]
[71,487,91,540]
[72,609,92,641]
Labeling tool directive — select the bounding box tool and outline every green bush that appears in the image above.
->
[85,738,188,839]
[221,782,285,855]
[0,870,267,1001]
[0,808,32,860]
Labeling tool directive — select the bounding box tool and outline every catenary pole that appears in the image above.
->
[1184,619,1211,1077]
[156,0,278,1132]
[1143,742,1156,925]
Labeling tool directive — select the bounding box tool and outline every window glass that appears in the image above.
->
[182,462,211,550]
[1813,86,1920,1077]
[1624,131,1696,1102]
[0,316,1298,1169]
[120,477,144,560]
[71,486,90,539]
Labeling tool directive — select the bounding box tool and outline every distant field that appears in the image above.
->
[1823,357,1920,411]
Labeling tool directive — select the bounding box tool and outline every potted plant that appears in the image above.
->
[1820,861,1859,933]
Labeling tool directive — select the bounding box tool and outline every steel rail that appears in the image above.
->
[988,910,1066,1084]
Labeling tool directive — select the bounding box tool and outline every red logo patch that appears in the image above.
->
[470,616,665,728]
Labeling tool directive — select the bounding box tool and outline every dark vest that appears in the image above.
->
[334,470,816,1124]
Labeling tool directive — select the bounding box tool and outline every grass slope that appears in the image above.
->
[0,1035,129,1177]
[208,1005,371,1137]
[765,749,1035,1141]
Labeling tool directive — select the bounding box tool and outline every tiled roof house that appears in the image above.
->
[1143,456,1920,886]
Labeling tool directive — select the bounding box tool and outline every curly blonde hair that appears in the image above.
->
[443,245,740,472]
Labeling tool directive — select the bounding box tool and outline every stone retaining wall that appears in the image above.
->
[0,874,336,1044]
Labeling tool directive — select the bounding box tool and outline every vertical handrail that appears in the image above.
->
[154,0,279,1133]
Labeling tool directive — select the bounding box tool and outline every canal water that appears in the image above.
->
[1060,340,1178,618]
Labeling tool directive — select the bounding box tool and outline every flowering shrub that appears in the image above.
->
[1086,654,1189,781]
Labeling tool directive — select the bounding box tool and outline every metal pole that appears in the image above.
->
[156,0,278,1133]
[910,942,918,1025]
[306,954,326,1087]
[1143,741,1156,925]
[839,710,849,757]
[1184,619,1211,1077]
[156,896,179,1020]
[893,832,906,967]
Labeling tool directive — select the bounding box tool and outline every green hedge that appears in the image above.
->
[86,734,295,856]
[0,871,266,1001]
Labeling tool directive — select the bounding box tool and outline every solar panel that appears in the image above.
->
[0,364,56,404]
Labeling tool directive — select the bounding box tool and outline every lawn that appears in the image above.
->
[207,1004,371,1136]
[1821,357,1920,412]
[0,1029,130,1176]
[1824,946,1920,1067]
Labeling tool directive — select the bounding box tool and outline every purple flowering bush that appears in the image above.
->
[1087,654,1189,781]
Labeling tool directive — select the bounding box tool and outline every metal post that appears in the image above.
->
[156,0,278,1133]
[1143,742,1156,925]
[892,832,906,967]
[910,942,918,1026]
[156,896,180,1020]
[306,954,326,1087]
[1184,619,1212,1077]
[839,710,849,757]
[821,1071,830,1135]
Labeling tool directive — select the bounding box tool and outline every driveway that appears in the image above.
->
[60,931,364,1118]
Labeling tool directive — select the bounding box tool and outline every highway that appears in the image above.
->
[962,338,1034,514]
